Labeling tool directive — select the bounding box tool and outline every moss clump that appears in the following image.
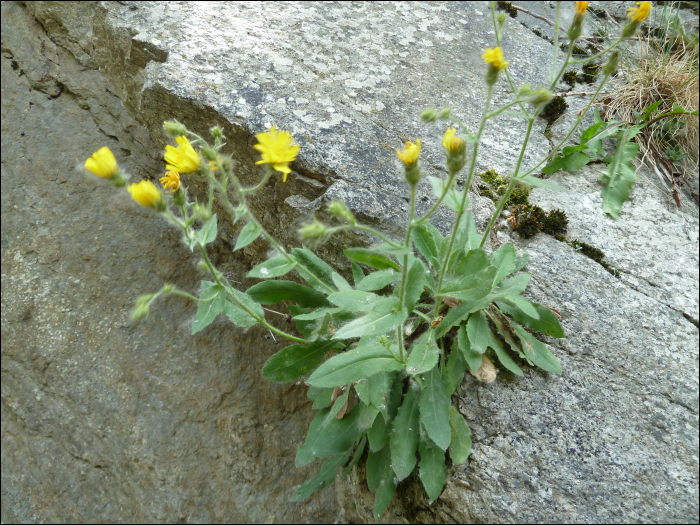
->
[562,69,578,88]
[542,208,569,235]
[477,170,531,206]
[533,28,553,44]
[496,1,517,18]
[477,184,497,200]
[504,182,531,207]
[478,168,502,185]
[569,240,620,277]
[571,45,589,56]
[508,204,546,238]
[541,96,568,124]
[579,62,600,84]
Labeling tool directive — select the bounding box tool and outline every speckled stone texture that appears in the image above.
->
[2,1,698,523]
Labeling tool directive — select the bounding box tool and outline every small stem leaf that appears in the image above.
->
[467,310,491,354]
[489,243,516,285]
[368,410,389,452]
[292,307,343,320]
[492,273,530,297]
[448,407,472,464]
[516,174,567,191]
[355,269,396,292]
[262,340,345,382]
[295,405,361,467]
[453,248,489,277]
[488,331,524,376]
[366,446,397,520]
[419,367,452,451]
[343,248,400,271]
[406,332,439,375]
[331,272,353,291]
[443,342,468,395]
[223,289,264,328]
[292,247,337,291]
[290,448,353,501]
[354,381,370,405]
[413,225,440,269]
[453,209,479,253]
[247,254,297,278]
[195,213,218,246]
[332,301,407,340]
[358,403,380,431]
[351,262,365,287]
[390,385,420,481]
[234,221,262,251]
[327,290,386,312]
[327,387,351,422]
[503,295,540,319]
[404,259,427,313]
[247,280,331,308]
[418,440,447,501]
[192,284,225,334]
[458,323,484,372]
[341,435,367,478]
[288,305,315,338]
[307,338,404,388]
[512,323,562,374]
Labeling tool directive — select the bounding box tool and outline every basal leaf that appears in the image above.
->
[496,300,564,338]
[418,440,447,501]
[327,290,385,313]
[492,273,530,298]
[466,310,491,354]
[295,405,361,467]
[332,301,407,340]
[370,371,401,423]
[517,174,567,191]
[443,342,468,395]
[488,330,524,376]
[192,283,225,334]
[458,323,483,372]
[512,324,562,374]
[341,435,367,478]
[366,446,397,520]
[247,254,297,279]
[490,243,516,285]
[440,265,496,301]
[262,340,344,382]
[307,338,404,387]
[404,259,427,313]
[449,406,472,464]
[247,280,331,308]
[344,248,400,271]
[419,367,452,451]
[390,385,420,481]
[453,248,489,277]
[368,410,388,452]
[351,262,364,287]
[433,293,495,339]
[234,221,262,251]
[332,272,353,291]
[600,134,640,219]
[290,448,352,501]
[359,402,380,432]
[356,269,396,292]
[406,332,439,375]
[503,295,539,319]
[308,385,334,410]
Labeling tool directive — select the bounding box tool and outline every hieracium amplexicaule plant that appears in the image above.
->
[84,2,650,517]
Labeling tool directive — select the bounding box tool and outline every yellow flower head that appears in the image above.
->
[483,47,509,72]
[442,128,465,154]
[574,1,588,18]
[627,1,650,22]
[159,171,181,193]
[397,139,421,166]
[253,126,300,182]
[128,180,162,208]
[164,136,201,173]
[85,146,118,178]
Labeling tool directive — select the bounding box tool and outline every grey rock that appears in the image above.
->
[2,1,698,523]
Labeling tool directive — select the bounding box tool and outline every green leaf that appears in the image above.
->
[247,254,297,279]
[542,145,594,174]
[390,385,420,481]
[308,386,334,409]
[467,310,491,354]
[517,174,568,191]
[492,273,530,298]
[366,446,397,519]
[292,247,337,291]
[404,259,427,313]
[358,402,380,431]
[453,248,489,277]
[327,387,351,421]
[433,293,495,339]
[247,280,331,308]
[223,289,263,328]
[512,324,562,374]
[368,410,388,451]
[419,366,452,451]
[418,440,446,500]
[194,213,218,247]
[453,209,479,256]
[295,405,361,467]
[413,225,440,269]
[341,435,367,478]
[490,243,516,285]
[234,221,262,250]
[514,251,529,273]
[440,265,497,301]
[289,306,315,338]
[354,380,370,405]
[356,269,396,292]
[443,342,468,395]
[351,262,364,287]
[262,340,344,382]
[449,407,472,464]
[307,338,404,388]
[370,371,400,423]
[458,323,483,372]
[343,248,400,271]
[332,301,407,340]
[599,129,640,219]
[291,448,352,501]
[331,272,353,291]
[488,330,524,376]
[376,243,412,256]
[192,283,225,334]
[487,310,526,361]
[292,307,343,320]
[503,295,539,319]
[406,332,439,375]
[327,290,385,313]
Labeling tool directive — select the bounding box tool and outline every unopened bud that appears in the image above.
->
[527,88,553,107]
[163,120,188,136]
[327,201,356,225]
[420,107,438,123]
[193,202,212,222]
[200,146,218,162]
[210,126,224,139]
[497,11,507,27]
[172,187,187,206]
[438,108,452,120]
[621,20,639,39]
[299,219,327,243]
[603,51,619,76]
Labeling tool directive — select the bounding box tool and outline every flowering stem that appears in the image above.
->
[568,37,623,64]
[325,224,403,249]
[414,170,457,225]
[241,166,275,194]
[396,183,418,363]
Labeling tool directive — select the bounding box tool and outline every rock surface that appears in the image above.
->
[2,1,698,523]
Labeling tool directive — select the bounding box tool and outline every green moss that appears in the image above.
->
[496,1,518,18]
[569,240,620,277]
[477,184,497,201]
[541,97,567,124]
[562,69,578,88]
[571,45,589,56]
[478,168,502,185]
[544,130,553,140]
[542,209,569,235]
[477,170,531,207]
[504,182,530,207]
[509,204,546,238]
[533,28,553,44]
[579,62,600,84]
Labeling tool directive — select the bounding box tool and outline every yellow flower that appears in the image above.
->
[627,1,650,23]
[164,136,201,173]
[442,128,465,154]
[85,146,118,178]
[397,139,421,166]
[574,1,588,18]
[482,47,509,72]
[159,171,181,193]
[253,126,300,182]
[128,180,162,208]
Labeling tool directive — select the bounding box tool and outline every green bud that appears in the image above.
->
[567,20,583,41]
[299,219,327,244]
[327,201,356,225]
[527,88,554,107]
[497,11,507,27]
[172,187,187,207]
[163,120,188,136]
[438,107,452,119]
[603,51,619,76]
[404,164,422,186]
[210,126,224,139]
[420,107,438,123]
[621,20,639,39]
[200,146,218,162]
[131,304,150,322]
[193,202,212,222]
[197,259,209,273]
[111,171,127,188]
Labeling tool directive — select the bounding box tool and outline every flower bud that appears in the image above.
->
[200,145,218,162]
[299,219,327,244]
[420,107,438,123]
[442,128,467,174]
[163,120,188,136]
[526,88,554,108]
[193,202,212,222]
[397,139,422,186]
[172,187,187,207]
[603,51,619,76]
[327,201,356,225]
[483,47,509,85]
[210,126,224,139]
[497,11,507,28]
[438,108,452,120]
